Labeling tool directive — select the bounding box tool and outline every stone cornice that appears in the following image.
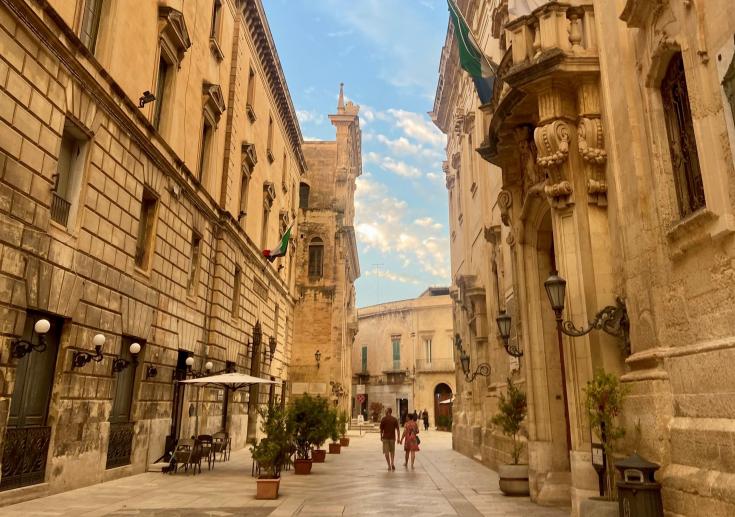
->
[241,0,307,174]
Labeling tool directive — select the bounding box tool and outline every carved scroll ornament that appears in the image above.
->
[497,190,513,227]
[534,121,570,168]
[578,117,607,164]
[544,180,573,199]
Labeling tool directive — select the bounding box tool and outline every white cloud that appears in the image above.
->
[380,157,422,178]
[364,269,421,285]
[414,217,443,230]
[327,29,354,37]
[296,109,324,125]
[387,109,445,148]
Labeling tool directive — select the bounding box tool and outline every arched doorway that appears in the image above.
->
[434,383,453,431]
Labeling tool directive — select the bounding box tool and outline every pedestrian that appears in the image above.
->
[379,407,400,471]
[412,409,418,421]
[399,413,420,468]
[422,409,429,431]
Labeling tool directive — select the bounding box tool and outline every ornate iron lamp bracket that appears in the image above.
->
[557,297,631,356]
[11,335,47,359]
[465,363,491,383]
[112,356,138,373]
[72,345,104,369]
[503,342,524,358]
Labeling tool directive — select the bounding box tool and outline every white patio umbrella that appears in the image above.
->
[180,372,278,391]
[180,373,279,434]
[439,397,454,405]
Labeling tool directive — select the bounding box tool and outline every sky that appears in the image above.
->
[266,0,451,308]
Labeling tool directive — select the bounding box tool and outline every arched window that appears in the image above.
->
[308,237,324,278]
[299,182,310,209]
[660,52,705,217]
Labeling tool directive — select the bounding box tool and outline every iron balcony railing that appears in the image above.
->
[106,421,135,469]
[0,426,52,491]
[50,191,71,226]
[415,358,455,372]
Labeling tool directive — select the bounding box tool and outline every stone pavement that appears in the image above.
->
[0,430,569,516]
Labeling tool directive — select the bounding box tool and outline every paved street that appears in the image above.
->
[1,431,568,517]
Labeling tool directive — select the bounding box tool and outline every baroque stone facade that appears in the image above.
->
[290,85,360,415]
[0,0,320,503]
[434,0,735,515]
[351,288,454,428]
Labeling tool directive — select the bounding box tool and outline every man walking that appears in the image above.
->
[380,407,400,471]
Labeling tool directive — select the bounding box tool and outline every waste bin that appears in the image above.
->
[614,453,664,517]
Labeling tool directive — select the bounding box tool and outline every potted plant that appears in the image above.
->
[328,408,342,454]
[250,405,292,499]
[289,394,328,474]
[369,401,384,423]
[338,411,350,447]
[311,400,332,463]
[491,377,529,496]
[580,370,629,517]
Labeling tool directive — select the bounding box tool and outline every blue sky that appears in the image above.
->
[266,0,450,308]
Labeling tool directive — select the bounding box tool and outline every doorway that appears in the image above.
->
[434,383,453,430]
[0,313,61,491]
[106,337,139,469]
[165,350,190,457]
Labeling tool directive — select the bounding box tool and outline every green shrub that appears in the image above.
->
[369,401,384,422]
[491,377,528,465]
[288,394,331,460]
[249,405,293,478]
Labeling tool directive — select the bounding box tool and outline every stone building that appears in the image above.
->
[0,0,310,503]
[351,288,454,428]
[290,85,360,414]
[434,0,735,515]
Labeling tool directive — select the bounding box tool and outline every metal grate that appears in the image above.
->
[50,192,71,226]
[106,422,135,469]
[0,426,51,491]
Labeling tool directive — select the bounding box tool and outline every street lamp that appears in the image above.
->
[72,333,106,368]
[11,318,51,359]
[112,342,142,373]
[544,271,630,355]
[315,349,321,369]
[457,337,490,382]
[495,310,522,358]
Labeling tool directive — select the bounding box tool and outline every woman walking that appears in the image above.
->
[399,414,420,468]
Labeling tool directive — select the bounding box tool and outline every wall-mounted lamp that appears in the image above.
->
[496,310,523,358]
[267,336,277,362]
[544,271,630,355]
[456,334,490,382]
[112,342,141,373]
[138,90,156,108]
[11,318,51,359]
[72,333,106,369]
[248,321,262,353]
[145,365,158,379]
[237,211,246,222]
[315,349,321,369]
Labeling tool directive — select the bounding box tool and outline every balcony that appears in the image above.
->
[504,2,598,88]
[415,358,455,373]
[50,191,71,226]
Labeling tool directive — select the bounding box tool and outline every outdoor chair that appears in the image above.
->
[213,431,231,462]
[197,434,215,470]
[170,439,197,475]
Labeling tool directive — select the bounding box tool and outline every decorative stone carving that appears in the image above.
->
[620,0,668,29]
[497,190,513,227]
[159,6,191,67]
[451,151,462,170]
[242,142,257,176]
[263,182,276,210]
[578,117,607,164]
[587,178,607,194]
[515,125,544,198]
[203,82,226,127]
[534,120,570,168]
[544,180,573,199]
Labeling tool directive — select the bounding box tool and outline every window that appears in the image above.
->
[210,0,221,39]
[424,337,432,363]
[135,187,158,270]
[198,118,214,183]
[266,115,274,162]
[187,231,201,296]
[152,55,172,130]
[52,121,88,227]
[361,346,367,372]
[308,237,324,278]
[281,151,288,190]
[261,204,270,249]
[239,173,249,220]
[80,0,104,54]
[231,265,241,317]
[246,67,256,122]
[661,52,705,217]
[391,335,400,370]
[299,182,310,209]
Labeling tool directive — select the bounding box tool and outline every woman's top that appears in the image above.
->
[403,420,420,451]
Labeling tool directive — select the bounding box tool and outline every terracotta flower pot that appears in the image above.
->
[312,449,326,463]
[340,437,350,447]
[498,464,530,496]
[294,458,313,475]
[329,442,341,454]
[255,477,280,499]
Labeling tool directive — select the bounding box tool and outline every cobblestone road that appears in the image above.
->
[1,430,569,516]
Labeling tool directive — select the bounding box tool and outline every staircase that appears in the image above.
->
[350,418,380,433]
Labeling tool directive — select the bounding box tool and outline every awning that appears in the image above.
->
[439,398,454,405]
